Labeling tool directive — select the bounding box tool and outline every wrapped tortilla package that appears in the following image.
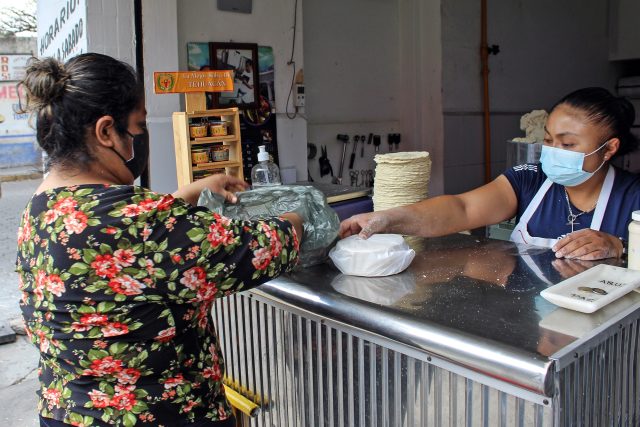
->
[329,234,415,277]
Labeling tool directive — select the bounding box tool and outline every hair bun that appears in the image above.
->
[21,57,70,109]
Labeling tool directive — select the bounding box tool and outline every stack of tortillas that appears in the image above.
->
[373,151,431,211]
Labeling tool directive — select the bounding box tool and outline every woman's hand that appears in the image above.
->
[552,228,624,260]
[172,174,249,206]
[339,211,391,239]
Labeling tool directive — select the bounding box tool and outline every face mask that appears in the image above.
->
[111,130,149,179]
[540,142,608,187]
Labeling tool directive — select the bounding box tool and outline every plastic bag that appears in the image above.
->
[198,185,340,268]
[328,234,415,277]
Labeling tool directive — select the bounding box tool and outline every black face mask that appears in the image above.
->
[112,130,149,179]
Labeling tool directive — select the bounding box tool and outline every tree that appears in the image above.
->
[0,0,37,37]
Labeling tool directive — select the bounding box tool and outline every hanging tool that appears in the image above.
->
[394,133,401,151]
[307,142,317,160]
[359,135,366,157]
[387,134,394,152]
[359,169,367,187]
[335,134,350,184]
[349,170,359,186]
[373,135,381,153]
[318,145,333,177]
[349,135,359,169]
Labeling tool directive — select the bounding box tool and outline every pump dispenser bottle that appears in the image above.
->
[251,145,282,188]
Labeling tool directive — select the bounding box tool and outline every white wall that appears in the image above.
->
[303,0,401,184]
[303,0,444,194]
[141,0,181,194]
[398,0,444,195]
[441,0,622,194]
[86,0,136,65]
[176,0,306,184]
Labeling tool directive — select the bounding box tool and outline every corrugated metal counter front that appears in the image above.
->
[212,234,640,426]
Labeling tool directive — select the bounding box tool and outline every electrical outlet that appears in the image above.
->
[295,84,305,107]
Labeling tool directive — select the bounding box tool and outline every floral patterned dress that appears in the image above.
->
[15,184,299,426]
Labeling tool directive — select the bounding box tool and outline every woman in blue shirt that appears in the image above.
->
[340,87,639,261]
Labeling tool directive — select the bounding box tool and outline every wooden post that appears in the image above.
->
[185,92,207,113]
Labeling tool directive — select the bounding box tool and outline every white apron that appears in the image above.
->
[510,165,615,248]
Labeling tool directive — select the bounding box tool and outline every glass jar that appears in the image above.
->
[628,210,640,270]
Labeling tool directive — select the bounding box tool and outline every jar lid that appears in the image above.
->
[633,211,640,222]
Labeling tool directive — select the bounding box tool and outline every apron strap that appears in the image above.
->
[589,165,615,230]
[518,178,553,225]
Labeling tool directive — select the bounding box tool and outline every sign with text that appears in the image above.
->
[153,71,234,94]
[0,55,32,81]
[0,82,33,135]
[37,0,87,61]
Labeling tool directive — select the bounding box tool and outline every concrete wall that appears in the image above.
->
[441,0,622,194]
[0,37,36,54]
[302,0,444,195]
[141,0,180,194]
[302,0,400,184]
[86,0,136,66]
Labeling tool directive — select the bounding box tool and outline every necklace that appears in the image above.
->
[564,189,597,233]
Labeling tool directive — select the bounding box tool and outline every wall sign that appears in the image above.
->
[0,55,31,81]
[153,71,234,94]
[37,0,87,61]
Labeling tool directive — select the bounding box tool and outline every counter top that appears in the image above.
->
[301,181,371,203]
[250,234,640,397]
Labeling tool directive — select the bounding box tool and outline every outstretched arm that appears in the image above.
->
[172,174,249,206]
[340,175,518,238]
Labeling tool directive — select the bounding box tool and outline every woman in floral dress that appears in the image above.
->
[16,53,302,427]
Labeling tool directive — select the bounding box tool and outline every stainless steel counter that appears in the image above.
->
[214,234,640,426]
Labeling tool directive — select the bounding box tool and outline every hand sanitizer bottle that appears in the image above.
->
[251,145,282,188]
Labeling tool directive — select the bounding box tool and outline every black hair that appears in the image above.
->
[18,53,144,169]
[552,87,638,158]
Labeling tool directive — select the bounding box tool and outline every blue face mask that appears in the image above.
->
[540,142,608,187]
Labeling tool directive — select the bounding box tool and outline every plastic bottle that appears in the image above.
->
[251,145,282,188]
[628,211,640,270]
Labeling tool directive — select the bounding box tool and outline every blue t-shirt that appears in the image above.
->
[503,164,640,241]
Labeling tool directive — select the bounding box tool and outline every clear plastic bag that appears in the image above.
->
[328,234,415,277]
[198,185,340,268]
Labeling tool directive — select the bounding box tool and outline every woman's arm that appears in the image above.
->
[172,174,249,206]
[280,212,303,242]
[340,175,518,238]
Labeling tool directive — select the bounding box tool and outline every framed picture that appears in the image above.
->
[187,42,211,71]
[210,42,259,110]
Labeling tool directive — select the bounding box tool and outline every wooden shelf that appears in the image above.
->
[190,135,238,145]
[172,106,244,187]
[187,108,239,118]
[192,161,241,171]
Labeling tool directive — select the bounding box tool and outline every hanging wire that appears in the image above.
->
[285,0,299,119]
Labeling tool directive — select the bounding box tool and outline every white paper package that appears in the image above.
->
[328,234,415,277]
